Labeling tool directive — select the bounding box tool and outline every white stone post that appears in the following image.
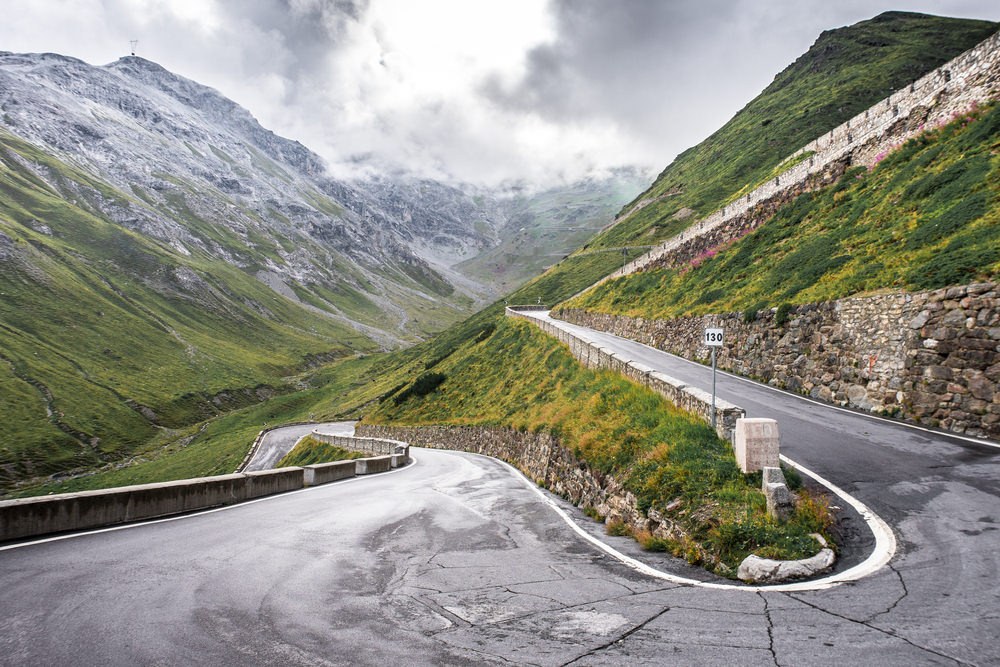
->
[733,418,780,473]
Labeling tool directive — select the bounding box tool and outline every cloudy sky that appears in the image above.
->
[2,1,998,187]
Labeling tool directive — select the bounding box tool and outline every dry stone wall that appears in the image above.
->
[556,281,1000,439]
[642,162,848,275]
[591,29,1000,293]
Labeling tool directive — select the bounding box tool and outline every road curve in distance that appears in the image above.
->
[243,421,356,472]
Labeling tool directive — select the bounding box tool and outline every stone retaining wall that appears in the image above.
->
[506,307,744,441]
[641,162,848,275]
[556,281,1000,439]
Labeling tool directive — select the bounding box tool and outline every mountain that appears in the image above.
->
[453,170,650,294]
[336,173,645,300]
[0,52,640,488]
[0,53,499,342]
[0,52,643,315]
[592,11,999,252]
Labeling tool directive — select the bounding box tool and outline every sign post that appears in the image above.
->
[704,327,724,428]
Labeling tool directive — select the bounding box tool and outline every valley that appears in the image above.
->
[0,53,640,491]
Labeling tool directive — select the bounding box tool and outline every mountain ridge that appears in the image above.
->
[601,11,998,248]
[0,48,641,488]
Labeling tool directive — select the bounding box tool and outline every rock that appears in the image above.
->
[762,466,795,521]
[737,535,836,583]
[663,498,684,512]
[942,309,969,326]
[846,384,868,404]
[968,377,995,402]
[924,365,954,380]
[909,311,931,329]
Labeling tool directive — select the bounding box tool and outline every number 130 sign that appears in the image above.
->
[704,328,724,347]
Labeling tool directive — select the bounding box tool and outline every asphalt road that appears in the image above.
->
[243,421,355,471]
[1,315,998,665]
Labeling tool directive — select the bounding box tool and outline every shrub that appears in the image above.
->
[781,464,803,491]
[775,303,793,326]
[695,287,725,305]
[791,491,834,536]
[605,520,632,537]
[743,302,766,323]
[377,381,407,404]
[635,529,674,552]
[905,191,989,250]
[392,372,447,405]
[474,323,496,343]
[709,517,818,564]
[906,242,999,290]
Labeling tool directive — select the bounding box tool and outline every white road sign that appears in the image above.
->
[704,328,724,347]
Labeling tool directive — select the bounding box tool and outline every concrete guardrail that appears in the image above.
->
[0,435,411,543]
[356,456,393,475]
[302,460,357,486]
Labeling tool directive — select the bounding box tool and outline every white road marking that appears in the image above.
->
[487,451,896,592]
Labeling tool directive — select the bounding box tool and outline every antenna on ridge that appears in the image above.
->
[129,40,139,57]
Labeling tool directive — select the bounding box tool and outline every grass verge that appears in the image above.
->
[277,436,364,467]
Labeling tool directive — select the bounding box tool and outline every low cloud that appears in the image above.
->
[1,0,997,187]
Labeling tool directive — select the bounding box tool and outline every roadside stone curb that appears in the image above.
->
[737,533,836,583]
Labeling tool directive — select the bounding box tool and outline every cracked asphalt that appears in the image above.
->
[1,440,997,666]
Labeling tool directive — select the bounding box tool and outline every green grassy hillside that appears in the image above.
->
[277,436,364,467]
[564,102,1000,317]
[10,353,403,496]
[590,12,997,253]
[0,130,376,488]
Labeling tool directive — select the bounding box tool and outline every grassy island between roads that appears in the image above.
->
[363,318,833,575]
[277,436,364,467]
